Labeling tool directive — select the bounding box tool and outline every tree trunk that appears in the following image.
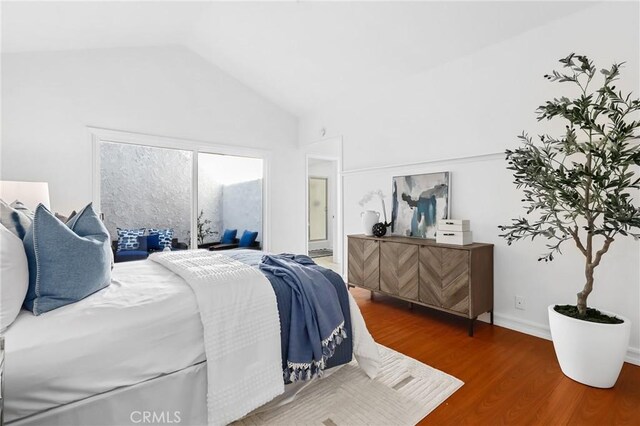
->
[577,150,594,317]
[577,264,594,316]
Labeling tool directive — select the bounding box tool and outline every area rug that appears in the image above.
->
[308,248,333,258]
[236,344,463,425]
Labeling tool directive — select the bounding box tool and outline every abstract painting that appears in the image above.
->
[391,172,450,239]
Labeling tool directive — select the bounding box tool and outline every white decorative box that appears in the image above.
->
[438,219,470,232]
[436,230,473,245]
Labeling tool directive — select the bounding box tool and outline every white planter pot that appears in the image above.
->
[361,210,380,236]
[548,305,631,388]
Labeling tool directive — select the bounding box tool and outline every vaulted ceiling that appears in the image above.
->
[1,1,593,116]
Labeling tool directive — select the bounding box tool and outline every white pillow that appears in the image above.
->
[1,222,29,331]
[10,199,35,219]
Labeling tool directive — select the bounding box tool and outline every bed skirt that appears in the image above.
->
[8,360,345,426]
[8,362,209,426]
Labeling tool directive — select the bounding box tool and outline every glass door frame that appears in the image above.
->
[89,127,271,251]
[308,176,328,242]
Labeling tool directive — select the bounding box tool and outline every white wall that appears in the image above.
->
[222,179,263,243]
[197,165,225,245]
[299,2,640,363]
[1,46,304,253]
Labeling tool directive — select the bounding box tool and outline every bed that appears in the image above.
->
[3,250,379,426]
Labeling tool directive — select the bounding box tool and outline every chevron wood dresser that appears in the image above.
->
[347,234,493,336]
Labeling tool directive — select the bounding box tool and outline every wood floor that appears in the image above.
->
[351,287,640,425]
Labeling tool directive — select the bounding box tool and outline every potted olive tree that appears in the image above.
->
[499,54,640,388]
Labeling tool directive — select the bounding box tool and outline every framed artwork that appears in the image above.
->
[391,172,450,239]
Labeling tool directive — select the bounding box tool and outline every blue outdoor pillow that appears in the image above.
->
[116,227,146,251]
[221,229,237,244]
[23,203,112,315]
[136,235,148,252]
[238,230,258,247]
[147,233,160,250]
[148,228,174,250]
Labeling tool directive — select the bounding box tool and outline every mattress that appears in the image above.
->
[3,260,206,423]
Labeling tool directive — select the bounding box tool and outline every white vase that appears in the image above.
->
[361,210,380,236]
[548,305,631,388]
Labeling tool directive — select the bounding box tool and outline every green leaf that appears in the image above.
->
[501,53,640,273]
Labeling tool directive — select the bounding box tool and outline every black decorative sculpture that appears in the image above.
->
[372,221,392,237]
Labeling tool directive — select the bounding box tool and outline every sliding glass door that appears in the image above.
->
[197,153,263,248]
[100,142,193,248]
[99,140,264,252]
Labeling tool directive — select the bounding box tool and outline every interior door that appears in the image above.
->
[308,177,328,241]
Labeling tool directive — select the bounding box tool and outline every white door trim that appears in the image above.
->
[304,144,343,267]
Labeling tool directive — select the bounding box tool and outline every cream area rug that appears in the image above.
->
[237,344,463,425]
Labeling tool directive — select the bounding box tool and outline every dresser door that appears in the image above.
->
[348,238,364,286]
[348,238,379,290]
[380,241,418,299]
[362,239,380,290]
[440,248,470,314]
[419,246,443,307]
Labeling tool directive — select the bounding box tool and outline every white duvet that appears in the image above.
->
[4,253,380,425]
[3,260,206,423]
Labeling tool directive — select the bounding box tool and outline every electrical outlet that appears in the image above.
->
[515,296,526,310]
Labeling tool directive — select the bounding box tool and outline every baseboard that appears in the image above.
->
[493,313,640,366]
[626,347,640,366]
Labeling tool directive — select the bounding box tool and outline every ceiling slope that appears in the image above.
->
[2,1,594,116]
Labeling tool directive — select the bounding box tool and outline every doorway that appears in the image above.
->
[306,157,339,272]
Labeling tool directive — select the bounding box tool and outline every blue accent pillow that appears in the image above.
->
[147,233,160,250]
[23,203,112,315]
[116,228,146,251]
[148,228,174,249]
[238,230,258,247]
[221,229,237,244]
[0,199,32,240]
[136,235,148,252]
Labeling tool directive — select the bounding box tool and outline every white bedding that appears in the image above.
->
[4,253,380,425]
[3,260,206,423]
[150,251,283,426]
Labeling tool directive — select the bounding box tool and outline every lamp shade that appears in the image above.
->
[0,181,50,210]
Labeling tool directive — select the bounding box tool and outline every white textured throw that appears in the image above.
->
[348,291,381,379]
[150,251,284,426]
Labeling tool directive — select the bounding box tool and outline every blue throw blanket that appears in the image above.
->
[226,250,352,383]
[259,254,347,382]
